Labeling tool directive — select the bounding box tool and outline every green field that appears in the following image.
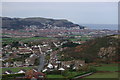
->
[47,75,64,78]
[85,63,119,78]
[46,71,90,79]
[2,37,52,45]
[1,66,37,73]
[94,64,118,71]
[86,72,118,78]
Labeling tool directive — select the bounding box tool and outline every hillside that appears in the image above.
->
[1,17,84,30]
[59,35,120,63]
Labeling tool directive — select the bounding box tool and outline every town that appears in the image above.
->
[1,26,119,79]
[2,26,118,38]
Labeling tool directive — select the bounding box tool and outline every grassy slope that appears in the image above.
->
[86,72,118,78]
[85,63,119,78]
[94,64,118,71]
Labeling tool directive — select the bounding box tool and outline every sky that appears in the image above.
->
[1,0,119,2]
[1,2,118,24]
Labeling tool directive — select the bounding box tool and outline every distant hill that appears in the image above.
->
[59,35,119,63]
[1,17,84,30]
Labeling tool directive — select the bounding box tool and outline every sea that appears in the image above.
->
[81,24,118,30]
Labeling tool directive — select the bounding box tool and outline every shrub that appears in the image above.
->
[88,67,97,72]
[46,70,61,75]
[2,73,25,79]
[61,70,69,77]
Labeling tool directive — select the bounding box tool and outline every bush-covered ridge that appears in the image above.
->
[59,35,119,63]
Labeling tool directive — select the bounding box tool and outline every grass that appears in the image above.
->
[2,35,90,45]
[86,72,119,78]
[94,64,118,71]
[1,66,37,73]
[69,37,89,41]
[85,63,119,78]
[95,66,118,72]
[2,37,52,45]
[46,71,86,78]
[47,75,64,78]
[80,37,90,41]
[46,72,84,78]
[20,37,50,42]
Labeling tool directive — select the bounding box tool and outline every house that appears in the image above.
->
[41,46,51,53]
[18,69,26,73]
[25,69,45,79]
[74,60,85,66]
[47,63,53,69]
[61,61,73,68]
[13,61,23,67]
[5,62,11,67]
[18,47,32,54]
[18,49,32,54]
[9,52,19,59]
[25,54,38,66]
[50,50,59,64]
[12,47,17,50]
[73,60,85,69]
[25,58,35,66]
[58,67,65,71]
[32,46,40,54]
[4,70,12,74]
[46,48,52,53]
[42,69,47,72]
[61,60,85,70]
[6,50,13,54]
[33,68,38,72]
[43,44,48,47]
[45,63,55,71]
[18,47,29,50]
[54,64,58,69]
[72,41,81,44]
[53,42,60,47]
